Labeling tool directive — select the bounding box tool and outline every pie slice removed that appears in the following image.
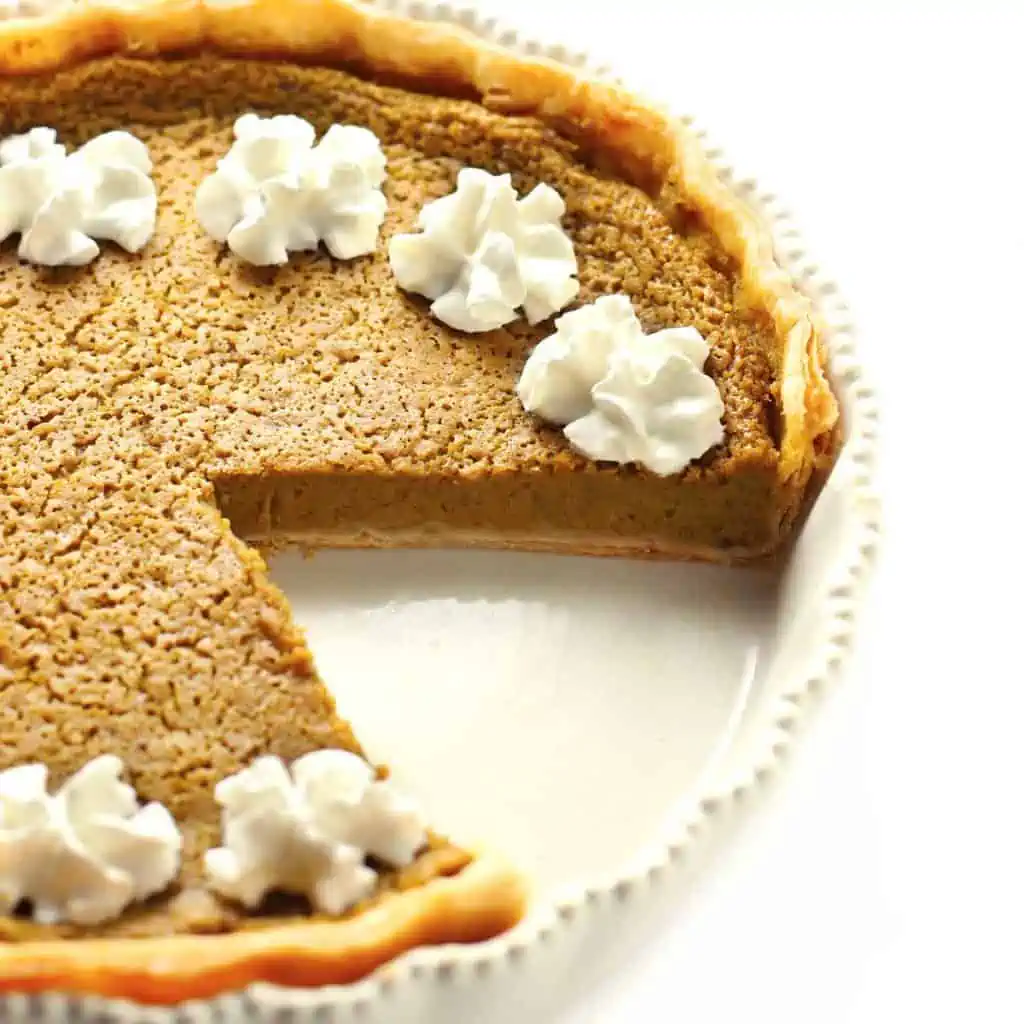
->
[0,0,838,1004]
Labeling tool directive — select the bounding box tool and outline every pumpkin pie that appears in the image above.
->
[0,0,838,1005]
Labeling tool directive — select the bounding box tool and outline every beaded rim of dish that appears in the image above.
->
[2,1,881,1019]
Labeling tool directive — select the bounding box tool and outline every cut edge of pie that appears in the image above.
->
[0,0,838,1004]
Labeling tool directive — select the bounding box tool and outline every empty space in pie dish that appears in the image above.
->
[267,548,780,897]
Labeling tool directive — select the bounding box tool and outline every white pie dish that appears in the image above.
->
[0,0,879,1020]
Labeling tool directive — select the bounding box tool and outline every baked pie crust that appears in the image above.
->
[0,853,523,1002]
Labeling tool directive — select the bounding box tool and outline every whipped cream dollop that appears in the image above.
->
[389,168,579,333]
[0,756,183,926]
[517,295,725,475]
[205,751,428,914]
[195,114,388,266]
[0,127,157,266]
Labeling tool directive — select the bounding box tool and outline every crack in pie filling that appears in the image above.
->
[0,0,839,1004]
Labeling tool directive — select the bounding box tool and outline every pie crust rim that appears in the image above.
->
[0,853,526,1003]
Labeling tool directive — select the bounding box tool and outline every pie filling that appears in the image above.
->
[2,53,784,943]
[213,466,784,559]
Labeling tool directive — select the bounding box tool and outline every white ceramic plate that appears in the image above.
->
[3,2,879,1021]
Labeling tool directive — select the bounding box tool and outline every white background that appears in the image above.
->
[467,0,1024,1020]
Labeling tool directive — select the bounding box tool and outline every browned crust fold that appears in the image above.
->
[0,853,526,1004]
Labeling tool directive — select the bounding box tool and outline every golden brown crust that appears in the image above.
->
[0,852,526,1004]
[251,527,778,564]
